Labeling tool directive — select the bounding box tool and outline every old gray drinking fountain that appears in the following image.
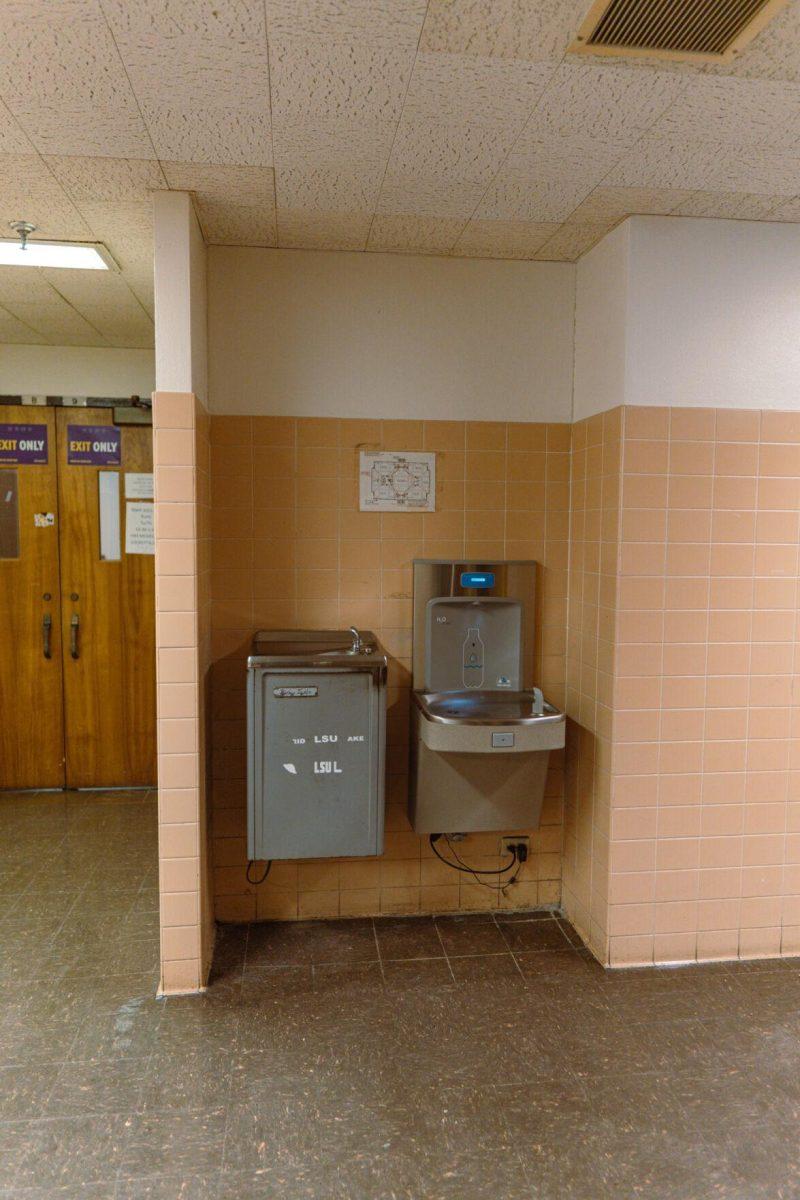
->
[247,629,387,860]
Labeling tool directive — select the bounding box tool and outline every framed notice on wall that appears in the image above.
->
[359,450,436,512]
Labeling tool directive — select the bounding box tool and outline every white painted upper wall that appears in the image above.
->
[573,222,630,423]
[628,216,800,411]
[0,344,155,397]
[208,247,576,421]
[575,215,800,417]
[153,191,207,400]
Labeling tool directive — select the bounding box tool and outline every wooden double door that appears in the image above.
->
[0,406,156,790]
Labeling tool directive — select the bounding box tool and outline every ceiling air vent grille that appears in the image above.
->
[571,0,790,61]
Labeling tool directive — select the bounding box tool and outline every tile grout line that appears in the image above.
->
[433,917,457,983]
[492,908,528,981]
[371,917,386,983]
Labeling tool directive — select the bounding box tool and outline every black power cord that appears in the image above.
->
[429,834,523,892]
[430,834,516,875]
[246,859,272,885]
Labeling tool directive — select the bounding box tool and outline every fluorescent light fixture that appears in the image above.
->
[0,240,115,270]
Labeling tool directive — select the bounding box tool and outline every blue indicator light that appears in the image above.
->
[460,571,495,589]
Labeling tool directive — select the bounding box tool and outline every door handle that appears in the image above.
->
[42,613,52,660]
[70,613,80,660]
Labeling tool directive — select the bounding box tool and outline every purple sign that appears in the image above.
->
[67,424,121,466]
[0,423,48,465]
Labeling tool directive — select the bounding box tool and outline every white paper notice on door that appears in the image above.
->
[125,472,154,500]
[125,501,155,555]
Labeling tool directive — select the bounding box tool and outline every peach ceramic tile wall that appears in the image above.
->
[608,406,800,966]
[562,410,622,962]
[208,416,570,922]
[153,391,215,992]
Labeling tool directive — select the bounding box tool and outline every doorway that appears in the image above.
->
[0,403,156,789]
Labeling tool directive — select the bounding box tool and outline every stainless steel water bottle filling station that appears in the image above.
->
[409,560,565,835]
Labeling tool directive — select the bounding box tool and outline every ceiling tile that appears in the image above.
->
[101,327,154,349]
[140,101,273,166]
[504,136,622,186]
[671,191,791,219]
[534,222,612,261]
[3,0,800,293]
[697,146,800,195]
[652,77,800,148]
[706,1,800,84]
[474,172,594,222]
[196,200,277,245]
[0,154,93,240]
[9,103,154,158]
[40,266,139,310]
[3,299,107,345]
[0,2,132,109]
[116,33,270,109]
[453,218,559,258]
[401,53,556,129]
[266,0,427,45]
[604,136,731,191]
[0,207,93,243]
[0,153,75,209]
[766,195,800,220]
[567,186,694,223]
[367,215,465,254]
[0,304,48,344]
[608,133,800,197]
[162,163,275,206]
[100,0,267,40]
[418,0,590,62]
[59,204,155,312]
[375,177,487,219]
[66,301,153,345]
[0,267,61,304]
[44,157,167,203]
[121,260,153,306]
[269,36,414,126]
[526,62,686,148]
[385,120,518,187]
[276,165,383,213]
[0,98,35,154]
[277,210,371,250]
[78,200,152,243]
[271,121,395,171]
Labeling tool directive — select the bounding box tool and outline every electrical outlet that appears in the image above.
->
[499,835,530,860]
